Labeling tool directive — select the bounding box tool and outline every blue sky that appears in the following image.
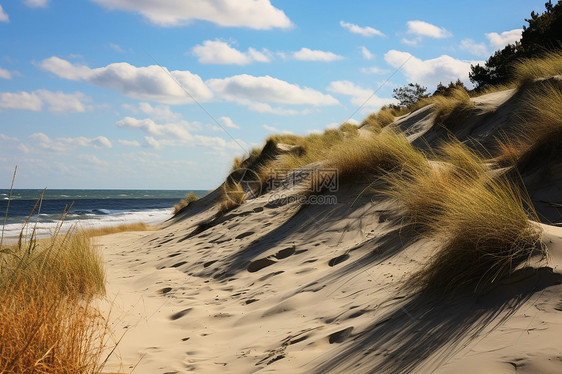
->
[0,0,547,189]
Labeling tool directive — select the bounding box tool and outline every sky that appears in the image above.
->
[0,0,548,189]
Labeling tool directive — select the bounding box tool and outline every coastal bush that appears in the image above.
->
[173,192,199,214]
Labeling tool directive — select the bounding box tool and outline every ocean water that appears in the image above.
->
[0,189,206,240]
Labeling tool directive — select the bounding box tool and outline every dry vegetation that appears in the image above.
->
[218,181,246,214]
[82,221,151,238]
[0,227,110,373]
[173,192,199,214]
[512,50,562,85]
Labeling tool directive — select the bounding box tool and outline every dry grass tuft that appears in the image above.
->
[0,226,110,373]
[173,192,199,214]
[496,79,562,168]
[431,88,475,129]
[360,108,396,131]
[383,141,545,295]
[218,181,246,214]
[411,175,544,295]
[513,50,562,85]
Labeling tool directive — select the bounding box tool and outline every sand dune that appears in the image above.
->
[97,84,562,373]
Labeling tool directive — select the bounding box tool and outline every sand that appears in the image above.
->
[96,86,562,373]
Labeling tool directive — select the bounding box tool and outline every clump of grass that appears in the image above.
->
[432,87,474,129]
[0,225,110,373]
[173,192,199,214]
[411,175,544,295]
[513,50,562,86]
[383,140,488,232]
[218,181,246,214]
[327,130,426,181]
[360,108,395,131]
[496,79,562,168]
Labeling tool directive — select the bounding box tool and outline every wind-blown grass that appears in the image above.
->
[173,192,199,214]
[513,50,562,85]
[0,225,110,373]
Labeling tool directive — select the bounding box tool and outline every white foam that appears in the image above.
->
[1,208,173,242]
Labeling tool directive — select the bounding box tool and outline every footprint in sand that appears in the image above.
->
[328,327,354,344]
[328,253,350,267]
[247,246,297,272]
[235,231,255,240]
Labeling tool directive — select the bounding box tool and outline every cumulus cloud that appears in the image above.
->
[486,29,523,50]
[327,80,396,111]
[384,50,483,88]
[0,67,12,79]
[40,56,213,104]
[220,116,239,129]
[459,39,490,57]
[29,133,112,152]
[207,74,339,110]
[293,48,344,62]
[79,154,108,166]
[192,40,270,65]
[0,5,9,22]
[360,46,374,60]
[90,0,292,29]
[116,116,196,140]
[402,20,451,45]
[340,21,385,37]
[0,90,90,112]
[406,20,451,39]
[24,0,49,8]
[137,102,182,122]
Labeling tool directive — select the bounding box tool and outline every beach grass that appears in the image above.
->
[0,225,110,373]
[513,50,562,85]
[173,192,199,214]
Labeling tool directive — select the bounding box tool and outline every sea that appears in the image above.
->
[0,189,207,241]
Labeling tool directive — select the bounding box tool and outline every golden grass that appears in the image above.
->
[360,108,396,131]
[411,175,544,295]
[82,222,151,238]
[0,227,110,373]
[431,88,474,129]
[496,79,562,167]
[513,50,562,85]
[173,192,199,214]
[327,130,426,181]
[383,141,545,295]
[218,181,246,214]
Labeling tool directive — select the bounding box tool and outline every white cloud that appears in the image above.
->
[40,57,213,104]
[116,116,195,140]
[406,20,451,39]
[118,139,140,146]
[0,92,42,111]
[36,90,90,112]
[25,0,49,8]
[0,5,9,22]
[360,46,374,60]
[360,66,390,74]
[220,116,239,129]
[207,74,339,111]
[459,39,490,57]
[0,67,12,79]
[486,29,523,50]
[384,50,483,88]
[327,80,397,111]
[0,134,19,142]
[144,136,161,149]
[192,40,270,65]
[0,90,90,112]
[293,48,344,62]
[29,133,112,152]
[90,0,292,29]
[340,21,385,37]
[137,102,182,122]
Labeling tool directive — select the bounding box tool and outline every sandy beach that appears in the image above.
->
[95,85,562,374]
